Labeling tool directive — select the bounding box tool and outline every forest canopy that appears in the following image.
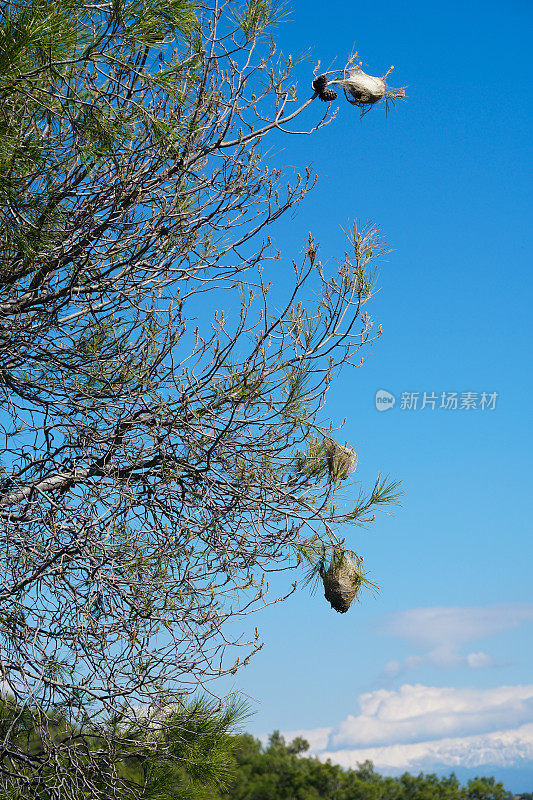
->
[220,732,517,800]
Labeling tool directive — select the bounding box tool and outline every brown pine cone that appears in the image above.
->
[312,74,328,93]
[319,87,338,102]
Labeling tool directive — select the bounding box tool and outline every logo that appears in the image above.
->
[375,389,396,412]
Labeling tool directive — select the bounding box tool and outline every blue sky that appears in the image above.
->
[217,0,533,791]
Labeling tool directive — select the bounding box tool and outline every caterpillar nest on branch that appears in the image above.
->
[325,437,357,482]
[313,61,405,112]
[321,551,363,613]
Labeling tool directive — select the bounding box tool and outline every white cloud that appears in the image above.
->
[320,724,533,771]
[278,608,533,775]
[281,684,533,773]
[383,648,495,677]
[381,604,533,648]
[466,652,494,669]
[328,684,533,748]
[282,726,332,752]
[379,604,533,675]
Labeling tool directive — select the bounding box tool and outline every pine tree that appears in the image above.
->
[0,0,401,796]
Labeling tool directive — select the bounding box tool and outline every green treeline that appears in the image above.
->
[218,732,517,800]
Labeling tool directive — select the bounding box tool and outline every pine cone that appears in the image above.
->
[319,87,337,102]
[312,74,328,93]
